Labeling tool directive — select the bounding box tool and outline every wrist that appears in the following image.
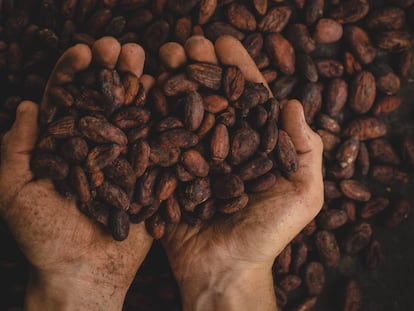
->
[25,266,129,311]
[178,265,277,311]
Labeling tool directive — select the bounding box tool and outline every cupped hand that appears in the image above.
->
[0,37,152,311]
[162,36,324,311]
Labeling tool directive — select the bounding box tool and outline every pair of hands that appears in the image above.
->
[0,38,324,311]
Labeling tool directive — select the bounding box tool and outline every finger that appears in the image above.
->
[184,35,218,64]
[117,43,146,78]
[215,35,272,96]
[281,99,324,208]
[281,100,320,154]
[40,44,92,126]
[140,74,155,94]
[49,44,92,85]
[92,36,121,70]
[0,101,39,200]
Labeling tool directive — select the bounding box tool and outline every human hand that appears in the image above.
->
[162,36,324,311]
[0,38,152,311]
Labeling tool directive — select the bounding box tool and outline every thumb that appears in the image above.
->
[1,101,39,182]
[281,100,324,210]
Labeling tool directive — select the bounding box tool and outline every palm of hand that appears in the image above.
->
[0,38,152,288]
[5,179,148,286]
[163,101,324,281]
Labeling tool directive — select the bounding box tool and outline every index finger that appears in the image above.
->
[215,35,273,97]
[40,44,92,126]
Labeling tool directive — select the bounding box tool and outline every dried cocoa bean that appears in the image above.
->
[344,222,372,254]
[276,130,298,173]
[186,62,223,90]
[342,279,362,311]
[370,165,409,185]
[258,6,292,33]
[98,181,130,211]
[315,230,341,267]
[217,193,249,214]
[245,172,276,193]
[229,125,260,165]
[184,91,204,131]
[305,262,325,296]
[109,209,129,241]
[318,209,348,230]
[386,199,410,228]
[79,116,128,146]
[86,144,122,173]
[32,154,69,181]
[145,212,166,240]
[340,179,371,202]
[343,117,387,141]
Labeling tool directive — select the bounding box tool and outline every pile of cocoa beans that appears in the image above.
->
[1,0,414,310]
[32,49,294,242]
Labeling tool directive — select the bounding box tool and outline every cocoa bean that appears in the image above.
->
[226,3,256,32]
[79,116,128,146]
[343,117,387,141]
[342,279,362,311]
[104,157,136,193]
[230,125,260,165]
[370,165,409,185]
[163,73,199,96]
[109,209,130,241]
[386,199,410,228]
[223,66,245,101]
[305,262,325,296]
[314,18,343,44]
[265,33,295,75]
[30,156,67,185]
[186,62,223,90]
[181,149,209,177]
[276,130,298,173]
[145,212,166,240]
[340,179,371,202]
[246,172,276,193]
[360,197,389,219]
[157,129,199,149]
[181,177,211,211]
[318,209,348,230]
[315,230,341,267]
[137,168,159,206]
[366,7,405,30]
[184,91,204,131]
[274,244,292,275]
[336,137,360,168]
[237,155,273,181]
[197,112,216,139]
[372,96,401,115]
[112,107,151,130]
[278,275,302,292]
[258,6,292,33]
[162,195,181,224]
[203,95,228,114]
[217,193,249,214]
[344,222,372,254]
[286,24,315,54]
[330,0,370,23]
[86,144,122,173]
[368,138,400,165]
[194,198,216,220]
[98,181,130,211]
[47,116,77,139]
[374,31,411,52]
[346,26,376,65]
